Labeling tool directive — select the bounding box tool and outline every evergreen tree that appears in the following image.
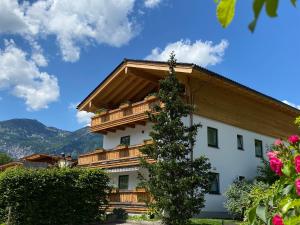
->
[140,53,212,225]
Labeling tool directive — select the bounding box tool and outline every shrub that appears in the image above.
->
[0,167,109,225]
[225,179,268,220]
[256,157,280,185]
[225,179,252,219]
[244,135,300,225]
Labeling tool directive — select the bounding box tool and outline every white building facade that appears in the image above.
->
[77,59,300,215]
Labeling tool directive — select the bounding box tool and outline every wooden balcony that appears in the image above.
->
[108,189,150,213]
[90,96,159,134]
[78,143,155,169]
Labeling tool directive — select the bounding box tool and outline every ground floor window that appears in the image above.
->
[209,173,220,194]
[118,175,129,190]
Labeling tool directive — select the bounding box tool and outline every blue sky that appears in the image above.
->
[0,0,299,131]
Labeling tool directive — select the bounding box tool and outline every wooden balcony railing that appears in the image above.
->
[78,143,155,169]
[109,189,150,204]
[90,96,159,134]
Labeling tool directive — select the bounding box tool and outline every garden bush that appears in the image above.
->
[0,167,110,225]
[243,135,300,225]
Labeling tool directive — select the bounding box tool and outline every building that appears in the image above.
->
[77,59,300,216]
[0,153,76,171]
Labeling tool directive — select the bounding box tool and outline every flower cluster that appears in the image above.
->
[266,135,300,225]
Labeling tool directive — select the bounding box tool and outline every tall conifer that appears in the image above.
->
[140,53,212,225]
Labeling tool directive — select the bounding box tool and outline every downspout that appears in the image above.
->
[187,77,194,162]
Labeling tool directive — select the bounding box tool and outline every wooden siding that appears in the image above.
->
[190,78,300,138]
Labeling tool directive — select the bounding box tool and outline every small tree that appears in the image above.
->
[140,53,211,225]
[0,152,12,165]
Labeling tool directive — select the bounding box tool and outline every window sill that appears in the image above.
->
[208,145,219,149]
[209,192,221,195]
[238,148,244,151]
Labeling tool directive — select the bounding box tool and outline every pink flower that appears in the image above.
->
[295,179,300,196]
[269,157,283,176]
[267,151,279,160]
[288,135,300,145]
[272,215,284,225]
[295,155,300,173]
[274,139,283,146]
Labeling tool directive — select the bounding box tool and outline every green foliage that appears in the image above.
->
[0,153,12,166]
[0,167,109,225]
[216,0,237,28]
[224,179,254,219]
[112,208,128,220]
[256,157,279,185]
[295,116,300,129]
[243,136,300,224]
[214,0,297,32]
[139,53,211,225]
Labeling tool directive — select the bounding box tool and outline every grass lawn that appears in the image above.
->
[190,218,240,225]
[128,216,240,225]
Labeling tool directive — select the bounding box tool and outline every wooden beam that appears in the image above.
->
[126,68,158,85]
[136,121,146,126]
[121,81,150,103]
[105,76,136,105]
[111,79,146,105]
[127,124,135,128]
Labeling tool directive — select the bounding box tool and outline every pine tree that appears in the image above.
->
[140,53,212,225]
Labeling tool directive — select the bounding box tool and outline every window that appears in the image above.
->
[209,173,220,194]
[255,139,263,158]
[207,127,218,148]
[237,135,244,150]
[120,136,130,146]
[118,175,129,190]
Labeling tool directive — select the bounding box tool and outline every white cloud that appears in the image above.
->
[0,39,59,110]
[282,100,300,110]
[0,0,137,62]
[68,102,94,126]
[144,0,161,8]
[146,39,229,67]
[76,111,94,127]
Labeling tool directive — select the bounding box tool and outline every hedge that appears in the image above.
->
[0,167,110,225]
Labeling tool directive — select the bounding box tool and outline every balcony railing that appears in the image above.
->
[78,143,155,169]
[109,189,150,204]
[90,96,159,133]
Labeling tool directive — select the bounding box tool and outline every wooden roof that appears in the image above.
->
[77,59,300,116]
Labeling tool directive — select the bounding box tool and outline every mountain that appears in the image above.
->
[0,119,103,159]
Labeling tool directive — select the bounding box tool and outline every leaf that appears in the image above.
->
[248,206,257,224]
[249,0,265,32]
[256,205,267,223]
[291,0,297,7]
[216,0,237,28]
[282,184,293,195]
[265,0,279,17]
[282,165,291,177]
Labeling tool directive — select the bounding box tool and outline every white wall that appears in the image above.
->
[189,114,275,212]
[103,123,152,149]
[103,115,275,213]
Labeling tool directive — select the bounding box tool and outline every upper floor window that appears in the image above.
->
[207,127,218,148]
[237,135,244,150]
[118,175,129,190]
[255,139,263,158]
[120,136,130,146]
[209,173,220,194]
